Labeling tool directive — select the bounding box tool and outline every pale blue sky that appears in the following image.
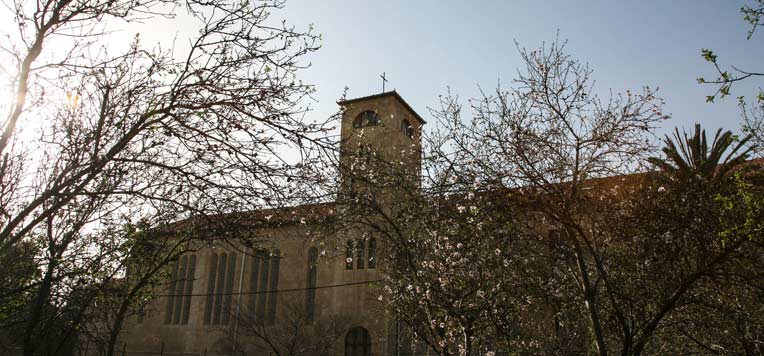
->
[278,0,764,137]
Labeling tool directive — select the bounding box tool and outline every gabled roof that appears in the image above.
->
[162,161,763,233]
[160,202,336,234]
[338,90,427,125]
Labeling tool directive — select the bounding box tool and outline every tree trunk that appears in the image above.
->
[570,233,608,356]
[23,258,55,356]
[104,298,132,356]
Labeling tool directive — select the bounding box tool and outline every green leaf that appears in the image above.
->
[701,48,717,63]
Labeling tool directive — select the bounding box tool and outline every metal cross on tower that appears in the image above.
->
[380,72,388,93]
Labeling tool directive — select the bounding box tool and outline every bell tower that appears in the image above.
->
[337,91,425,193]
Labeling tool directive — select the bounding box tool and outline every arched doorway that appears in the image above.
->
[345,326,371,356]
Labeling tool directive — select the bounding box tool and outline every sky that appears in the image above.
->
[2,1,761,140]
[271,0,764,138]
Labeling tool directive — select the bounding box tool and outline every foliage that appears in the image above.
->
[698,1,764,156]
[336,37,764,356]
[697,0,763,104]
[647,124,753,187]
[0,241,38,329]
[0,1,330,355]
[420,39,666,356]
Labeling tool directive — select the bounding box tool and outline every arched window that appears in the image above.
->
[306,247,318,321]
[212,253,227,324]
[267,249,281,323]
[353,111,380,128]
[345,327,371,356]
[248,249,281,323]
[165,254,196,325]
[356,238,365,269]
[247,251,261,317]
[181,255,196,324]
[345,239,354,269]
[203,251,235,325]
[203,253,218,324]
[256,252,270,319]
[164,256,180,324]
[221,253,237,324]
[172,255,187,324]
[367,238,376,269]
[401,119,414,139]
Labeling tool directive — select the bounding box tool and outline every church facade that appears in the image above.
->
[115,91,427,356]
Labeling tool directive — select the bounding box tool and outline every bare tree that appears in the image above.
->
[334,38,762,356]
[419,39,666,356]
[408,40,761,356]
[0,1,332,355]
[330,104,563,355]
[229,301,349,356]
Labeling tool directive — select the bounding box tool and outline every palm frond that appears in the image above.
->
[650,124,753,185]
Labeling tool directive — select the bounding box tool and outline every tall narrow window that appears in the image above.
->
[164,258,180,324]
[401,119,414,139]
[181,255,196,324]
[345,240,354,269]
[306,247,318,321]
[172,255,187,324]
[202,252,236,325]
[164,255,196,325]
[204,253,218,324]
[212,253,227,324]
[356,238,365,269]
[222,253,236,324]
[256,254,270,319]
[367,238,376,269]
[248,249,281,323]
[267,250,280,323]
[248,252,262,317]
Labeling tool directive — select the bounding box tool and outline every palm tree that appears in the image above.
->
[648,124,754,186]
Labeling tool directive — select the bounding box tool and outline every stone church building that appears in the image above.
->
[116,91,427,356]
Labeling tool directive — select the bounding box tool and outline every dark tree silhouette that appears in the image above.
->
[0,1,332,356]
